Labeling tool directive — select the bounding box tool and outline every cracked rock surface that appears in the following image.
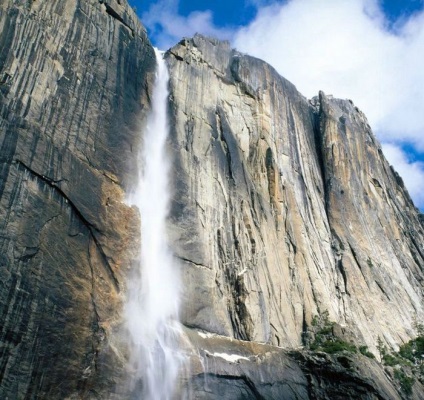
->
[166,33,424,364]
[2,2,424,398]
[0,0,155,398]
[180,327,404,400]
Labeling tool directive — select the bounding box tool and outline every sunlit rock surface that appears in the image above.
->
[166,34,424,397]
[1,0,424,397]
[166,34,424,353]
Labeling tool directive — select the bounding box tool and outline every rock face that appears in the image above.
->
[0,0,155,398]
[1,1,424,397]
[181,327,407,400]
[166,35,424,354]
[165,35,424,397]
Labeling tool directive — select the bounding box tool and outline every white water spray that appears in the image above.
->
[125,48,183,400]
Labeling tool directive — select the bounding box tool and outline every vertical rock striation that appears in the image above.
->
[0,0,155,398]
[318,91,424,350]
[166,35,424,356]
[1,2,424,395]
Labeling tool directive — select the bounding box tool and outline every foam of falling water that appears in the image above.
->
[125,48,183,400]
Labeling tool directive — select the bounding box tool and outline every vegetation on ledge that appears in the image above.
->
[308,312,424,396]
[377,322,424,395]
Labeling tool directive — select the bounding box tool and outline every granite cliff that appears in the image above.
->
[166,35,424,399]
[1,0,424,399]
[166,36,424,352]
[0,0,155,397]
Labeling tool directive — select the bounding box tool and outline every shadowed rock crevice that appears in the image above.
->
[100,0,135,37]
[196,373,266,400]
[177,255,212,270]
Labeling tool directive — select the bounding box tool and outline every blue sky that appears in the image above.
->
[128,0,424,209]
[129,0,424,39]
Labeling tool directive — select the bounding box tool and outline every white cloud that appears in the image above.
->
[234,0,424,146]
[142,0,233,50]
[233,0,424,207]
[140,0,424,208]
[382,144,424,208]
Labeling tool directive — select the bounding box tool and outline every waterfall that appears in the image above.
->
[125,48,183,400]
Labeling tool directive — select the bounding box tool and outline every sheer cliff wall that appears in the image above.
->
[0,0,155,397]
[1,1,424,397]
[166,35,424,355]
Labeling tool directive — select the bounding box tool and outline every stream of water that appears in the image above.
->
[125,48,183,400]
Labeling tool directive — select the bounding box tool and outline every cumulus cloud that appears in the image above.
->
[382,144,424,208]
[141,0,233,50]
[234,0,424,148]
[140,0,424,208]
[233,0,424,207]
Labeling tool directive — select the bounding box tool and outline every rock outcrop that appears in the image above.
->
[165,34,424,397]
[182,327,406,400]
[1,0,424,397]
[0,0,155,398]
[166,35,424,353]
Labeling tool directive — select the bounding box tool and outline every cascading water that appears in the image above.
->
[125,48,183,400]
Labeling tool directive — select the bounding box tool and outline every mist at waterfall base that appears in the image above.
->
[124,48,185,400]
